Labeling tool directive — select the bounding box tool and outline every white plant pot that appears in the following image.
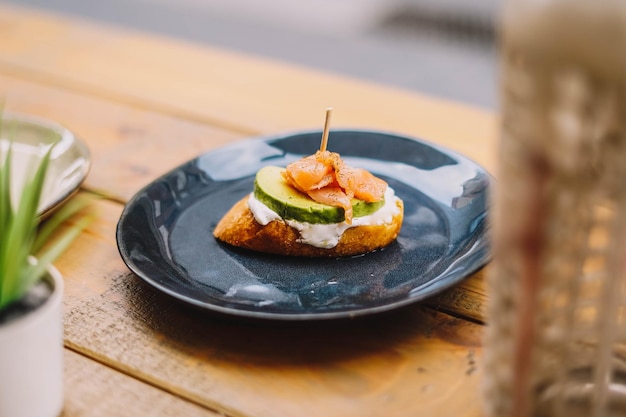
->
[0,265,64,417]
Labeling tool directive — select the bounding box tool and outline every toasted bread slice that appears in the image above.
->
[213,197,403,257]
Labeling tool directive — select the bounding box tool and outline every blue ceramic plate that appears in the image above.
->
[116,130,490,320]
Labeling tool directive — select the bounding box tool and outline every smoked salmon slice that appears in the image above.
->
[282,154,334,192]
[348,168,387,202]
[282,150,387,224]
[306,187,354,223]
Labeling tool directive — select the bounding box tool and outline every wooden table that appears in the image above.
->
[0,4,497,416]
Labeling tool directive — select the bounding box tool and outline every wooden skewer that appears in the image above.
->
[319,107,332,152]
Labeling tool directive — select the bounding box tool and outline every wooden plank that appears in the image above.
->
[54,196,485,417]
[424,269,488,324]
[63,349,221,417]
[0,73,243,202]
[0,3,498,175]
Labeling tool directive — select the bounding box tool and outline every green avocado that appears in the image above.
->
[253,165,385,224]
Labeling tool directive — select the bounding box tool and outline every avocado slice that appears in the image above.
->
[253,166,384,224]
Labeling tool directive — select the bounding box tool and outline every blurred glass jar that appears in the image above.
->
[483,1,626,417]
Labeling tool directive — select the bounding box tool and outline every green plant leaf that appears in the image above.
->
[0,137,11,236]
[0,146,52,306]
[33,193,93,254]
[25,213,93,293]
[0,140,12,304]
[0,111,94,311]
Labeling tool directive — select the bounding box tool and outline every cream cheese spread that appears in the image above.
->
[247,187,401,249]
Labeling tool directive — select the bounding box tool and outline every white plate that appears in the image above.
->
[1,113,91,218]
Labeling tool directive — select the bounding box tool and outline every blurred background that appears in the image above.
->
[6,0,501,109]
